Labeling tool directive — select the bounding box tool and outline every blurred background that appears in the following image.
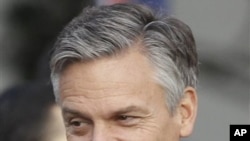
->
[0,0,249,141]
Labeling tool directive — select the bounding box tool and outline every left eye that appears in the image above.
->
[116,115,140,126]
[117,115,133,121]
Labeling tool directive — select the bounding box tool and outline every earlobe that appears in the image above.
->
[179,87,198,137]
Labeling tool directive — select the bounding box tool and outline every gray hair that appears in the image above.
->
[50,3,198,113]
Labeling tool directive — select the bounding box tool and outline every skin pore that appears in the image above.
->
[59,46,197,141]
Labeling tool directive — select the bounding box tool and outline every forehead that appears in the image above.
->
[60,48,156,90]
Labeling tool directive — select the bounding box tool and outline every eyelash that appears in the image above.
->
[115,115,141,126]
[70,120,82,127]
[116,115,135,121]
[65,118,90,136]
[66,118,86,127]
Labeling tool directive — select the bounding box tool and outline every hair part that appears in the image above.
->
[50,3,198,113]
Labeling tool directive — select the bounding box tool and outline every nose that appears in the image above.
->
[91,123,115,141]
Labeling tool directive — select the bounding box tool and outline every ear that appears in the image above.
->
[179,87,198,137]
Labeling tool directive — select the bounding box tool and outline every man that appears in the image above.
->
[50,3,198,141]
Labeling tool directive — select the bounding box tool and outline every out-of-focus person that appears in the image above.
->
[0,82,66,141]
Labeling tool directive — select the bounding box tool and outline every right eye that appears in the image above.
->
[66,118,90,135]
[70,119,84,127]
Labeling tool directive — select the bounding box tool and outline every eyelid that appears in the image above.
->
[65,118,91,136]
[65,117,90,127]
[70,117,90,123]
[63,112,92,122]
[116,115,137,120]
[115,115,141,126]
[70,118,84,123]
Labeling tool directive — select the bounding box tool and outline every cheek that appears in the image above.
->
[113,120,172,141]
[133,124,165,140]
[131,114,180,141]
[110,126,161,141]
[65,125,162,141]
[66,131,101,141]
[158,117,180,141]
[66,132,84,141]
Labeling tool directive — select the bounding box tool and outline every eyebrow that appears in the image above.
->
[62,107,91,120]
[62,105,149,119]
[111,105,149,116]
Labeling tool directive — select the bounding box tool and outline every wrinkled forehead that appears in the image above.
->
[58,47,161,99]
[60,46,153,81]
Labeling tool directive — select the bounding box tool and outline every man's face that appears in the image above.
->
[59,49,183,141]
